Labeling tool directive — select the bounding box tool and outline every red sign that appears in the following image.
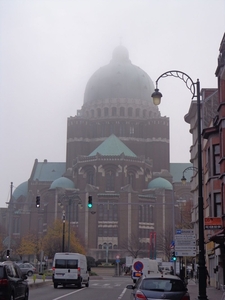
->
[205,217,222,229]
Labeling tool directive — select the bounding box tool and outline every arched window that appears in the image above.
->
[91,109,94,117]
[136,108,140,117]
[128,172,135,188]
[87,172,94,185]
[106,171,115,191]
[99,244,102,249]
[113,244,118,249]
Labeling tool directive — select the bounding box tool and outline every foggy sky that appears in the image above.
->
[0,0,225,206]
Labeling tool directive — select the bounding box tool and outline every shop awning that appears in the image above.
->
[209,228,225,243]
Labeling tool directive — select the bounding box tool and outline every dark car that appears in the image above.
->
[0,260,29,300]
[16,263,36,277]
[126,274,190,300]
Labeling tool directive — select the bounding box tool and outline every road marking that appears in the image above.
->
[52,289,84,300]
[117,288,127,300]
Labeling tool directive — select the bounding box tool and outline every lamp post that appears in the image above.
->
[62,211,66,252]
[59,193,82,252]
[152,70,207,300]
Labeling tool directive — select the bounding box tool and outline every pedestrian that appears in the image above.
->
[206,268,210,287]
[170,266,174,275]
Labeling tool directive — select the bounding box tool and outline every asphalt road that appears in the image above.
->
[29,276,132,300]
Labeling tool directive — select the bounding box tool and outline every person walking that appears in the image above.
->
[170,266,174,275]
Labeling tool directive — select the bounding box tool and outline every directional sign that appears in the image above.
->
[175,250,196,257]
[176,229,194,235]
[175,234,196,240]
[175,240,196,246]
[175,246,196,250]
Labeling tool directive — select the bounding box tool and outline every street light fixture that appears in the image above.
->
[152,70,207,300]
[181,166,198,184]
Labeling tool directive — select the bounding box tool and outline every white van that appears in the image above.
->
[131,258,160,283]
[52,252,90,288]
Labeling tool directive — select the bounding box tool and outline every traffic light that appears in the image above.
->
[36,196,40,208]
[88,196,93,208]
[6,249,10,258]
[171,251,177,261]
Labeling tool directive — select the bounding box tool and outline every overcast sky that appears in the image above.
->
[0,0,224,207]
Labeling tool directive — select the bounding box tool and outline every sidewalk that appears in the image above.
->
[187,279,225,300]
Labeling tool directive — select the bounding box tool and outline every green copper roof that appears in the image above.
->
[89,134,137,157]
[32,161,66,182]
[148,177,173,190]
[49,177,75,190]
[12,181,28,200]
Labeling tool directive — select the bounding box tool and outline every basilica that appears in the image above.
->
[5,46,192,260]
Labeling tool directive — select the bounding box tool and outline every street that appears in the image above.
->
[29,276,132,300]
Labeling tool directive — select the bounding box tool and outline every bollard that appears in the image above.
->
[33,274,36,283]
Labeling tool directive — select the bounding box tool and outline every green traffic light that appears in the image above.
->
[88,196,92,208]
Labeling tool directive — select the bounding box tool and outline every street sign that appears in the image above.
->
[176,229,194,235]
[175,234,196,239]
[175,250,196,257]
[133,261,144,272]
[175,246,196,250]
[175,232,196,257]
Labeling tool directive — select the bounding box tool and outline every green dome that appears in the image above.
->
[49,177,75,190]
[148,177,173,190]
[12,181,28,200]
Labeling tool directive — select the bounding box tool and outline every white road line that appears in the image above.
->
[117,288,127,300]
[52,288,83,300]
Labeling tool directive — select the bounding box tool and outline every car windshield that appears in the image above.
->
[141,278,185,292]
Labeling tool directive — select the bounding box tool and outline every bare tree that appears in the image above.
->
[156,226,174,261]
[120,232,146,258]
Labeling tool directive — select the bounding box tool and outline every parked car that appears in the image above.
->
[0,260,29,300]
[126,273,190,300]
[16,262,36,276]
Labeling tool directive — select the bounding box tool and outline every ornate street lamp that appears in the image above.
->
[181,166,198,184]
[152,70,207,300]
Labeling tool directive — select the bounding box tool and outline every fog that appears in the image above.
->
[0,0,224,206]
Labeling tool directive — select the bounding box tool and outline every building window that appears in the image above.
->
[13,217,20,234]
[87,172,94,185]
[119,122,125,136]
[130,125,134,137]
[106,171,115,191]
[214,193,221,217]
[143,109,147,118]
[135,108,140,117]
[139,204,154,222]
[213,144,220,175]
[91,109,94,117]
[128,172,135,189]
[98,203,118,221]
